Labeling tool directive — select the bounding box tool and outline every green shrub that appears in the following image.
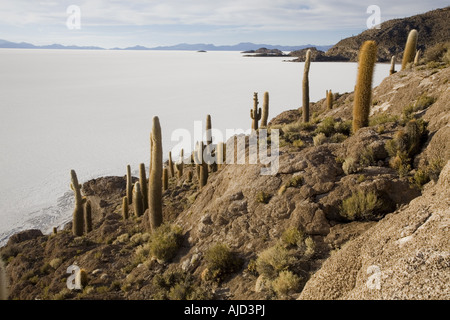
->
[313,133,327,146]
[342,157,358,175]
[329,133,347,143]
[413,169,430,189]
[427,158,445,181]
[359,146,375,167]
[304,237,316,257]
[287,175,304,188]
[256,191,271,204]
[340,190,382,221]
[272,270,302,297]
[334,120,352,135]
[149,224,183,262]
[369,114,399,126]
[205,243,242,281]
[292,139,305,148]
[315,117,336,137]
[414,95,436,111]
[256,245,294,279]
[281,227,304,247]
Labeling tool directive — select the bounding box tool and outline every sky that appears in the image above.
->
[0,0,447,48]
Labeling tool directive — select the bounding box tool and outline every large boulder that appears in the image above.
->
[299,161,450,300]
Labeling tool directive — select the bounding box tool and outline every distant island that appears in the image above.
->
[242,48,289,57]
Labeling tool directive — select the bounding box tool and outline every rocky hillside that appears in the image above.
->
[0,51,449,300]
[291,6,450,62]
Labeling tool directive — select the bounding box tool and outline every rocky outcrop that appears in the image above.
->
[291,7,450,62]
[299,160,450,300]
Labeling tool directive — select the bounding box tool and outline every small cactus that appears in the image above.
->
[414,49,421,65]
[302,49,312,123]
[122,196,129,219]
[216,142,225,169]
[261,92,269,127]
[326,90,333,110]
[76,269,89,289]
[168,151,174,177]
[139,163,148,211]
[206,114,212,146]
[148,116,163,231]
[401,29,418,70]
[126,165,132,205]
[250,92,262,130]
[133,182,144,217]
[187,170,193,182]
[176,149,184,179]
[52,227,58,235]
[162,167,169,191]
[84,200,92,233]
[389,56,396,75]
[70,169,85,237]
[353,41,377,133]
[0,258,8,300]
[198,141,208,188]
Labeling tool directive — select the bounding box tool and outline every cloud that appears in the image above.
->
[0,0,448,30]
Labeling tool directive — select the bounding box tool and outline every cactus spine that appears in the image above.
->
[126,165,132,205]
[0,258,8,300]
[401,29,418,70]
[84,200,92,233]
[133,182,144,217]
[250,92,262,130]
[148,116,163,231]
[261,91,269,127]
[353,41,377,133]
[390,56,396,75]
[176,149,184,179]
[326,90,333,110]
[162,167,168,191]
[122,196,129,219]
[139,163,148,211]
[302,49,312,123]
[168,151,174,177]
[71,169,85,237]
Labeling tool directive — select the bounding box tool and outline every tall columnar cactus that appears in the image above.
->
[133,182,144,217]
[352,41,378,133]
[261,92,269,127]
[250,92,262,130]
[401,29,418,70]
[126,165,132,205]
[162,167,168,191]
[216,142,225,169]
[0,258,8,300]
[71,169,85,237]
[176,149,184,179]
[390,56,396,75]
[187,170,193,182]
[139,163,148,211]
[168,151,174,177]
[302,49,312,123]
[122,196,129,220]
[148,116,163,231]
[198,141,208,188]
[206,114,212,146]
[76,269,89,289]
[326,90,333,110]
[84,200,92,233]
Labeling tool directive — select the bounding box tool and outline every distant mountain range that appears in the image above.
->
[0,39,332,52]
